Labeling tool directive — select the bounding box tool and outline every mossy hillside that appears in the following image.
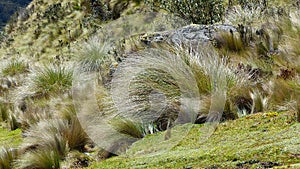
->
[89,111,300,168]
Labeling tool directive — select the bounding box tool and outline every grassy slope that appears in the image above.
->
[89,112,300,168]
[0,0,296,60]
[0,0,90,62]
[0,0,144,62]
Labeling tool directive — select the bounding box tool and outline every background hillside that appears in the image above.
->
[0,0,32,30]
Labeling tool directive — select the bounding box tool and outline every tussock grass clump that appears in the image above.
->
[279,13,300,71]
[22,120,69,157]
[109,117,159,139]
[214,31,245,53]
[294,99,300,122]
[1,60,28,77]
[250,89,268,114]
[0,102,21,130]
[15,149,60,169]
[109,117,144,139]
[162,43,256,122]
[18,107,53,130]
[8,114,21,131]
[297,104,300,122]
[33,66,72,97]
[187,45,252,119]
[268,79,294,110]
[228,85,253,116]
[76,36,112,73]
[0,147,18,169]
[191,66,211,95]
[64,117,90,151]
[19,116,90,168]
[23,65,73,99]
[23,118,89,154]
[17,96,73,130]
[59,105,91,150]
[0,102,9,122]
[60,104,77,123]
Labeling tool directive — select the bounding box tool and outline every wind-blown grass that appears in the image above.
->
[1,60,28,77]
[22,120,69,157]
[0,102,9,122]
[179,44,252,120]
[16,116,91,168]
[214,31,245,53]
[0,147,18,169]
[8,113,21,131]
[32,66,73,98]
[18,107,53,130]
[17,65,73,100]
[15,149,60,169]
[296,101,300,122]
[109,116,159,139]
[250,89,268,114]
[22,117,89,154]
[267,79,294,111]
[109,117,144,139]
[76,36,113,73]
[279,11,300,72]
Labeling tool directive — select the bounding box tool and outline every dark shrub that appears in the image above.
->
[145,0,225,24]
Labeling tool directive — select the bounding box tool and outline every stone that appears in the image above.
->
[139,24,237,46]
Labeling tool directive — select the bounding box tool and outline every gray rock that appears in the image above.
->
[140,24,237,46]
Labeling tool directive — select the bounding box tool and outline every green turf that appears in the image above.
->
[88,112,300,168]
[0,125,22,148]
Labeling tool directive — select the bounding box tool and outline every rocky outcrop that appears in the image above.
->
[139,24,237,46]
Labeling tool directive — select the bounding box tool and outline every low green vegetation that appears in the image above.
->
[89,111,300,168]
[0,127,22,148]
[2,60,28,76]
[145,0,225,24]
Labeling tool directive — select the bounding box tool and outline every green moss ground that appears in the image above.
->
[88,112,300,169]
[0,125,22,148]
